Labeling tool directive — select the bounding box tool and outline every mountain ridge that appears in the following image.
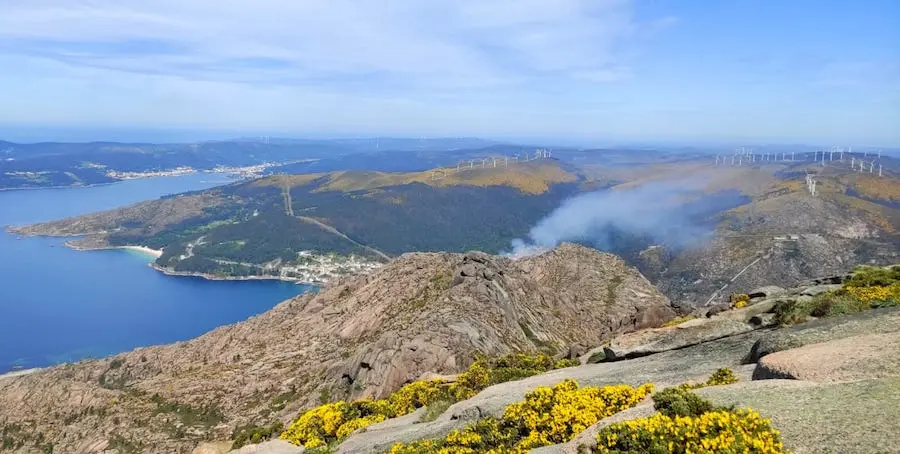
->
[0,244,673,453]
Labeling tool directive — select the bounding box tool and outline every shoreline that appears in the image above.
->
[120,245,164,258]
[149,263,320,286]
[0,170,245,193]
[64,241,163,258]
[0,180,122,192]
[0,368,43,381]
[12,231,325,287]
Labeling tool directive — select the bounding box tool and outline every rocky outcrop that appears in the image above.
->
[592,319,754,362]
[336,333,763,454]
[753,332,900,382]
[579,296,780,364]
[0,244,673,454]
[745,307,900,363]
[337,305,900,454]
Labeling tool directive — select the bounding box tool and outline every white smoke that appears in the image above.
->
[508,178,728,257]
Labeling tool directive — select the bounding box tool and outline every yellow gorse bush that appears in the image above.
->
[281,352,579,447]
[844,282,900,302]
[503,380,654,449]
[731,293,750,309]
[594,409,789,454]
[390,379,654,453]
[280,380,447,448]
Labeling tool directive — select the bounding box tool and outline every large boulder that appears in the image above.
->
[583,318,754,363]
[745,307,900,363]
[753,332,900,381]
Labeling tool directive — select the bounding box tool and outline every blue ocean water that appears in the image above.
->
[0,175,309,374]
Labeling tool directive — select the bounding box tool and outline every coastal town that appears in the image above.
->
[104,160,315,180]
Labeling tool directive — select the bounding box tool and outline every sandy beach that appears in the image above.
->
[121,245,164,258]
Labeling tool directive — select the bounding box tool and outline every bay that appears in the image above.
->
[0,174,309,374]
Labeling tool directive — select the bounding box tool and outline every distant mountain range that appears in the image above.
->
[0,136,726,190]
[0,138,505,190]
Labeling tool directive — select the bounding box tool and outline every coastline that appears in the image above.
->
[13,229,324,286]
[149,263,320,286]
[0,168,256,193]
[64,241,163,258]
[0,180,121,192]
[0,169,232,192]
[121,245,164,258]
[0,368,43,381]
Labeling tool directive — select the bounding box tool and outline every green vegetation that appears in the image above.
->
[280,353,579,448]
[731,292,751,308]
[655,368,738,417]
[107,176,581,278]
[594,407,787,453]
[653,387,721,418]
[774,265,900,326]
[704,367,739,387]
[390,380,654,453]
[149,393,225,429]
[232,422,285,449]
[421,399,455,423]
[594,371,787,454]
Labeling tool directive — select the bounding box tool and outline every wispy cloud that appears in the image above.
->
[1,1,896,145]
[0,0,649,89]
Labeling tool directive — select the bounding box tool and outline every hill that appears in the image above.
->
[11,159,588,283]
[0,244,673,453]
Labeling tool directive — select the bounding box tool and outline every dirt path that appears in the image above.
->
[297,216,391,261]
[282,185,295,216]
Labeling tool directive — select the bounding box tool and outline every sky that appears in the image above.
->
[0,0,898,145]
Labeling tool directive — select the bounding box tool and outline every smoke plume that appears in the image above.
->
[508,178,739,257]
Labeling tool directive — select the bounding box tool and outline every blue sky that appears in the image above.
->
[0,0,897,145]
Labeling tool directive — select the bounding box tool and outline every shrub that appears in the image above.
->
[772,300,808,326]
[554,358,581,369]
[594,409,789,454]
[653,387,717,418]
[660,315,696,328]
[844,265,900,288]
[773,268,900,326]
[843,282,900,304]
[731,293,750,309]
[282,352,576,447]
[232,422,284,448]
[390,380,654,453]
[677,368,740,392]
[420,398,454,423]
[705,367,738,387]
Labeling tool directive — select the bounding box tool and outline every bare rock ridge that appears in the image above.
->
[0,243,673,453]
[329,284,900,454]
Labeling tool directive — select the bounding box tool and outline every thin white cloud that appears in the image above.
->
[0,0,647,88]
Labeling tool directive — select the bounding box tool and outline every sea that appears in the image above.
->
[0,174,310,375]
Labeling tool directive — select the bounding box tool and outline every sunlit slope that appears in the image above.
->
[252,159,578,195]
